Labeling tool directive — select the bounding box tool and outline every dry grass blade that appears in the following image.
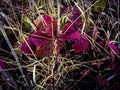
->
[57,0,61,32]
[33,64,45,90]
[0,25,29,88]
[0,0,119,89]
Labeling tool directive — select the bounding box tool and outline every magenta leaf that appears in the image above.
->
[62,8,90,53]
[30,31,51,47]
[62,23,80,40]
[72,34,89,52]
[21,13,90,58]
[43,16,58,36]
[69,6,82,27]
[62,6,83,40]
[20,39,36,54]
[35,37,65,57]
[108,41,119,56]
[21,16,65,57]
[35,40,54,57]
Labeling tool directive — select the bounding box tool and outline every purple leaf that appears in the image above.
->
[35,37,65,57]
[0,57,5,68]
[62,6,83,41]
[21,16,65,57]
[43,16,58,36]
[21,13,89,58]
[72,34,89,52]
[30,31,51,47]
[35,40,54,57]
[62,23,80,40]
[69,6,82,26]
[20,39,36,54]
[108,41,119,56]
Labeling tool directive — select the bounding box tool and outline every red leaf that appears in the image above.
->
[21,13,89,58]
[43,16,58,36]
[30,31,51,47]
[35,37,65,57]
[21,15,65,57]
[35,40,54,57]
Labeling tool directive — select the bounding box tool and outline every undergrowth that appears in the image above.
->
[0,0,119,90]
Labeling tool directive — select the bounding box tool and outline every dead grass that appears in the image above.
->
[0,0,119,90]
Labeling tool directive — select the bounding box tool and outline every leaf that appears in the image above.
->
[23,16,36,30]
[38,5,43,9]
[43,16,58,36]
[69,6,82,27]
[35,37,65,57]
[94,0,106,12]
[21,13,89,58]
[0,57,5,68]
[30,31,51,47]
[72,34,89,52]
[21,15,65,58]
[20,39,36,54]
[34,16,43,29]
[62,22,80,40]
[108,41,119,56]
[62,6,83,40]
[60,15,69,27]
